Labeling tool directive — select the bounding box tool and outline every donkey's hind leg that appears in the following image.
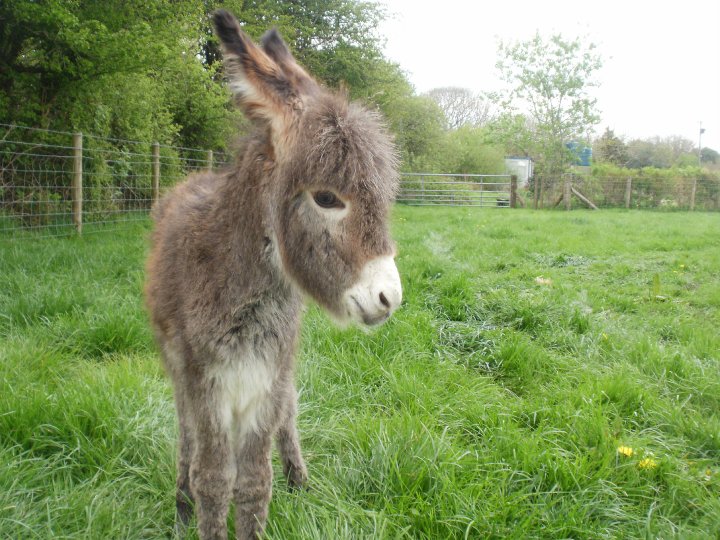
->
[276,385,308,490]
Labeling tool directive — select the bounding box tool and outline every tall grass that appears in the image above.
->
[1,209,718,538]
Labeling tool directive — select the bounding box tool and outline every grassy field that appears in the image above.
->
[1,207,719,539]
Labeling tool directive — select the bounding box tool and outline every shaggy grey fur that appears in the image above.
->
[145,10,399,540]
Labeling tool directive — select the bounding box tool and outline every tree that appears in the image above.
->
[0,0,231,145]
[198,1,419,155]
[1,0,418,155]
[594,128,629,166]
[425,87,492,130]
[626,136,696,168]
[701,147,719,164]
[491,33,602,174]
[2,0,431,200]
[387,95,445,171]
[213,0,391,100]
[486,113,536,158]
[438,126,505,174]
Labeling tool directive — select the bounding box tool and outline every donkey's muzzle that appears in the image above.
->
[343,255,402,327]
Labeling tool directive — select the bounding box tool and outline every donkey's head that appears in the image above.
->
[213,11,401,327]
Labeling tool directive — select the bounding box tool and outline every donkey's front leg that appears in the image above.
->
[233,433,273,540]
[189,408,236,540]
[276,385,308,490]
[174,390,196,536]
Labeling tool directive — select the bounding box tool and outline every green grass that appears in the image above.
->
[1,208,719,539]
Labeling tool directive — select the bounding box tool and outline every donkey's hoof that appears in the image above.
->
[285,467,309,491]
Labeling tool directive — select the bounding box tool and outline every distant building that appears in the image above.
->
[504,157,533,185]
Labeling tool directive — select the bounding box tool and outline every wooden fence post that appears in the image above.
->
[625,178,632,209]
[510,175,517,208]
[72,132,83,234]
[152,142,160,204]
[206,149,214,171]
[690,177,697,211]
[564,178,571,211]
[533,176,539,209]
[538,176,544,208]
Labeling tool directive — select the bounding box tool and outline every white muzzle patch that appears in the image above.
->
[342,255,402,327]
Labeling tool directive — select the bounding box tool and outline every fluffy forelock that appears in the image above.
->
[290,93,399,201]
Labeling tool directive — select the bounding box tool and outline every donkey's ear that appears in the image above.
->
[212,10,300,130]
[260,28,317,95]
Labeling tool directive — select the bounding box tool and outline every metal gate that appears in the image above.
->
[398,173,513,207]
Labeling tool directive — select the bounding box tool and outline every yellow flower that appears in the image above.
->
[617,446,634,457]
[638,457,658,470]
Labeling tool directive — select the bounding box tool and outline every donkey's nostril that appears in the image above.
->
[379,291,390,309]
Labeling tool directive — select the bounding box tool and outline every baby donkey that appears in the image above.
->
[145,9,402,540]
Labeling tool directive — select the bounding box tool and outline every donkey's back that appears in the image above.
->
[146,169,229,344]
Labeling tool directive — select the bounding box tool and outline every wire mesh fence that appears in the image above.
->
[3,124,719,239]
[398,173,514,207]
[0,123,230,237]
[525,174,720,211]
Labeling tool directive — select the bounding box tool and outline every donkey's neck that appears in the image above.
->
[211,139,290,299]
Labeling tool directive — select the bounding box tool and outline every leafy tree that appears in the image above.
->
[208,0,391,100]
[438,126,505,174]
[387,96,445,171]
[425,87,492,130]
[3,0,436,211]
[626,139,662,168]
[594,128,629,166]
[0,0,232,145]
[0,0,503,176]
[0,0,399,149]
[626,136,696,169]
[701,147,719,164]
[486,113,535,158]
[195,1,419,157]
[491,33,602,174]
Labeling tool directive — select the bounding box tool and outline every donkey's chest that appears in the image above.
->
[203,290,300,437]
[210,345,278,438]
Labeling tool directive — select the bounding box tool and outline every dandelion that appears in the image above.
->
[617,446,634,457]
[602,333,609,340]
[638,457,658,470]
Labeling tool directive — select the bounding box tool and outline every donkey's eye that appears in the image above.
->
[312,191,344,209]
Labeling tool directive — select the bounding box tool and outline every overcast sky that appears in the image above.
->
[377,0,720,151]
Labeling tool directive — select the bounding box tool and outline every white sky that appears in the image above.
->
[377,0,720,151]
